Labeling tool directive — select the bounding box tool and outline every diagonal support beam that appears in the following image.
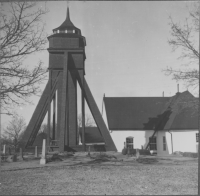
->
[76,72,117,151]
[145,93,182,150]
[21,72,61,148]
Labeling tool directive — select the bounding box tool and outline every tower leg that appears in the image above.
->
[52,94,56,140]
[68,70,77,146]
[82,85,85,151]
[47,71,52,149]
[56,72,63,142]
[59,52,69,152]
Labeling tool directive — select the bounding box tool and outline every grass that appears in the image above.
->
[0,152,198,195]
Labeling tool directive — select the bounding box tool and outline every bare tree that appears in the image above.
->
[78,113,96,128]
[163,2,199,113]
[2,114,26,152]
[0,2,49,115]
[164,2,199,92]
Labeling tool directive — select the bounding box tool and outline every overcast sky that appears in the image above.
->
[2,1,197,127]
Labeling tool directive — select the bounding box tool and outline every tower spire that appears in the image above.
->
[66,1,70,20]
[52,2,82,36]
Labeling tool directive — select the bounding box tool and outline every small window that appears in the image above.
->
[126,137,134,149]
[149,137,157,150]
[196,133,199,143]
[163,136,166,151]
[68,29,73,33]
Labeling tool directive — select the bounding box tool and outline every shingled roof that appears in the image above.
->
[104,91,198,131]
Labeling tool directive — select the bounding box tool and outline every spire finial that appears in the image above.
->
[66,1,70,20]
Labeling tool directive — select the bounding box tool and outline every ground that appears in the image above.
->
[0,152,198,195]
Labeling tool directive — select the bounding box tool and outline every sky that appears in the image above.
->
[1,1,198,129]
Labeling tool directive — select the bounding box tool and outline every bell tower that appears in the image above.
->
[47,7,86,151]
[21,7,117,152]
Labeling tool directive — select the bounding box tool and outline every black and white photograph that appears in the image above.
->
[0,1,199,195]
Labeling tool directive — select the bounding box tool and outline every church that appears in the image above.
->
[103,90,199,155]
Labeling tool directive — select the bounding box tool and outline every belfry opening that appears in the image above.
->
[21,7,117,152]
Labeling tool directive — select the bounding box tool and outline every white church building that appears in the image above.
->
[103,91,198,155]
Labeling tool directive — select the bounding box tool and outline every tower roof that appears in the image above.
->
[52,7,81,35]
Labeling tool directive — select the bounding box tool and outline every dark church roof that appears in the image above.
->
[170,106,198,130]
[79,127,105,143]
[104,91,198,131]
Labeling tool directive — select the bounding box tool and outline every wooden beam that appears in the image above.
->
[52,94,56,140]
[82,84,85,151]
[68,70,77,146]
[59,52,69,152]
[76,72,117,151]
[21,72,60,148]
[47,70,52,148]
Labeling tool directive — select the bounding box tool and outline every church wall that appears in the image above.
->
[110,130,154,152]
[171,130,198,153]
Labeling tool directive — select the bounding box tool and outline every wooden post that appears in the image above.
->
[52,94,56,140]
[47,70,52,151]
[82,89,85,152]
[35,146,38,158]
[18,148,24,161]
[59,52,69,152]
[40,139,46,164]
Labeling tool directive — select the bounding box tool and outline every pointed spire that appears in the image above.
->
[52,3,81,35]
[66,3,70,21]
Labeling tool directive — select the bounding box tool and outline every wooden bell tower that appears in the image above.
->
[21,7,117,152]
